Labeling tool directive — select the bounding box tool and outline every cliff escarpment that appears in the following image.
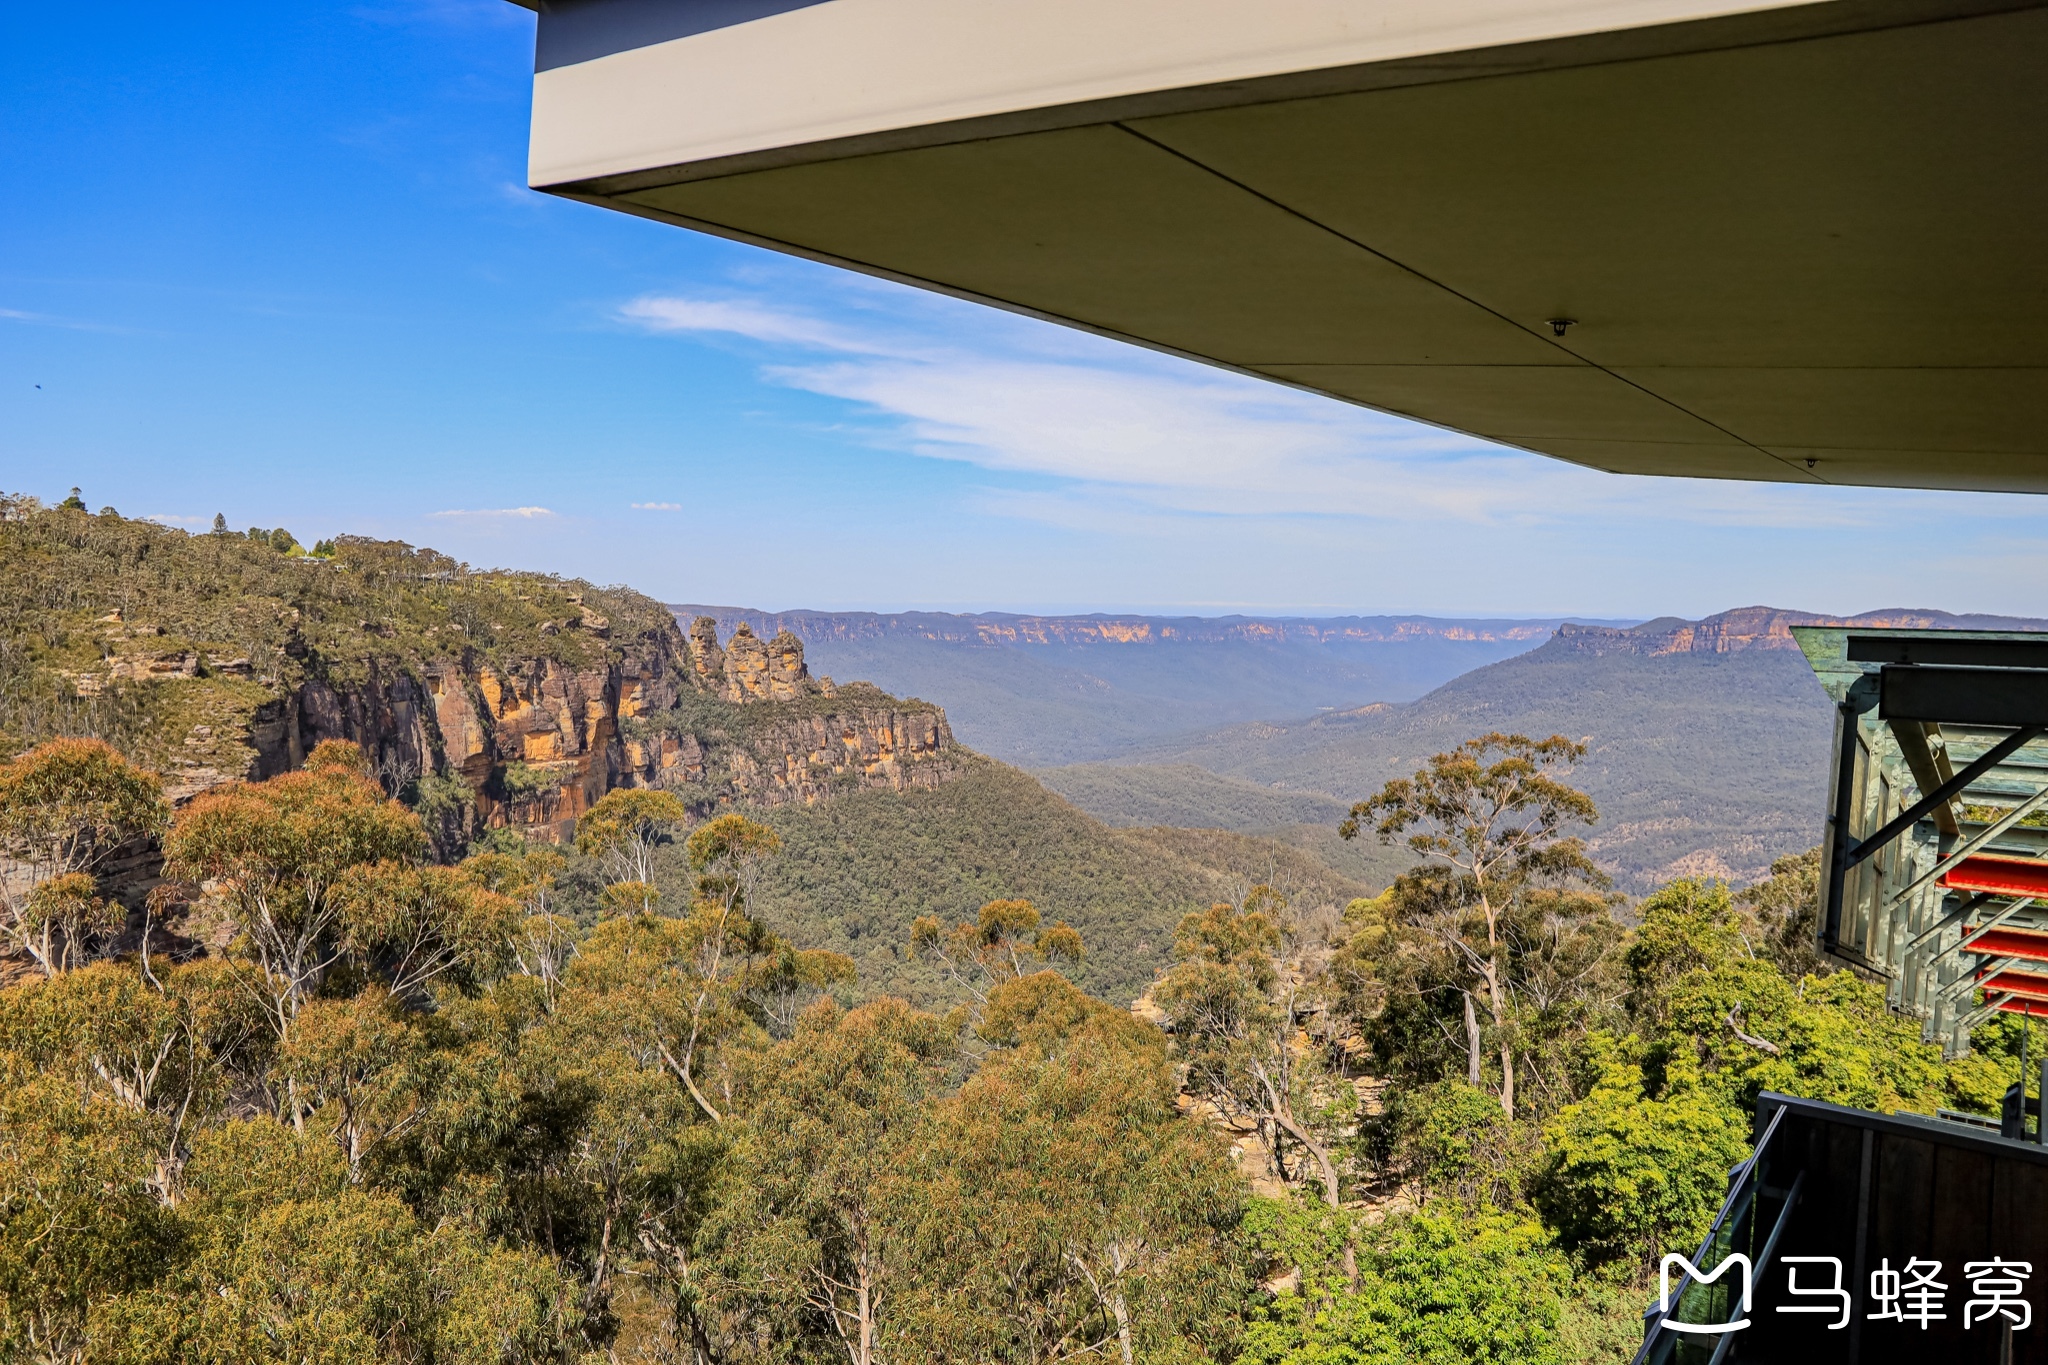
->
[674,604,1573,649]
[0,504,960,859]
[1551,605,2048,657]
[627,619,959,818]
[667,604,1620,767]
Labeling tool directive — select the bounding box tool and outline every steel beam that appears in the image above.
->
[1842,723,2043,873]
[1852,636,2048,671]
[1904,891,1998,955]
[1886,787,2048,911]
[1888,718,1961,838]
[1882,667,2048,729]
[1925,899,2035,968]
[1959,992,2020,1032]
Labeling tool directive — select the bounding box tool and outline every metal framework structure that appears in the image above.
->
[1800,627,2048,1056]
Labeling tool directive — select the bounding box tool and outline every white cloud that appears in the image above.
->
[1,306,132,334]
[429,506,554,519]
[769,353,1533,519]
[632,501,682,511]
[619,296,893,355]
[621,287,2048,537]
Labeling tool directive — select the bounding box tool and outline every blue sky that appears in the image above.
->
[3,2,2043,620]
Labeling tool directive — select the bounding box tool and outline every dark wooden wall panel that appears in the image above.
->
[1716,1103,2048,1365]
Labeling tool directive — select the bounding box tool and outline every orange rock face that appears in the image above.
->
[1551,606,2018,658]
[711,622,819,703]
[194,611,959,851]
[681,615,958,807]
[720,700,956,806]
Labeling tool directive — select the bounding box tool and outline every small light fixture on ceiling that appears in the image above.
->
[1547,318,1576,337]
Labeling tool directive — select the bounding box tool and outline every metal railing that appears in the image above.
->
[1632,1105,1802,1365]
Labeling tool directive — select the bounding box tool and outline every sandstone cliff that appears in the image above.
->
[0,512,962,868]
[1550,605,2048,658]
[645,618,957,815]
[209,614,957,847]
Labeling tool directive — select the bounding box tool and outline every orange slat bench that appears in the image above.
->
[1940,854,2048,899]
[1964,927,2048,964]
[1981,966,2048,1001]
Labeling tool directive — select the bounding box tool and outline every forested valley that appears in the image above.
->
[1,498,2033,1364]
[6,726,2031,1364]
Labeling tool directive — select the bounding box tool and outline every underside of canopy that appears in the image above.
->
[516,0,2048,492]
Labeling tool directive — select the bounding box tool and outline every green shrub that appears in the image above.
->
[1390,1079,1520,1202]
[408,771,475,822]
[1530,1038,1748,1275]
[1240,1200,1570,1365]
[494,762,561,803]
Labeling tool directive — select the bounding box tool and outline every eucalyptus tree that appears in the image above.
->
[1153,888,1349,1223]
[574,787,692,913]
[1340,733,1605,1120]
[700,998,955,1365]
[162,741,428,1039]
[0,737,169,977]
[914,974,1249,1365]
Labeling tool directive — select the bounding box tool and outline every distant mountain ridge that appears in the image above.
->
[672,606,1599,649]
[670,605,1635,765]
[1051,605,2048,891]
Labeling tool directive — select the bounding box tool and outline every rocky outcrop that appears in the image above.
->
[720,689,954,804]
[1552,605,2048,658]
[166,616,699,847]
[687,616,727,692]
[677,617,956,805]
[683,617,838,704]
[133,610,958,851]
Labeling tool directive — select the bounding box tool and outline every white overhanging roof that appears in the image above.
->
[513,0,2048,493]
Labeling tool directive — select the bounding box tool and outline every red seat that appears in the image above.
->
[1982,966,2048,1001]
[1962,927,2048,964]
[1940,854,2048,899]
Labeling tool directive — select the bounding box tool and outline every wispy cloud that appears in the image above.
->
[620,296,894,355]
[429,506,554,519]
[632,501,682,511]
[768,352,1526,520]
[619,286,2048,538]
[1,306,135,334]
[622,290,1521,518]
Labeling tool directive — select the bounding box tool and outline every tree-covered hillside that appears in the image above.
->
[1102,626,1835,890]
[1033,761,1414,890]
[0,494,670,767]
[0,495,1389,1011]
[556,757,1378,1009]
[1037,761,1351,830]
